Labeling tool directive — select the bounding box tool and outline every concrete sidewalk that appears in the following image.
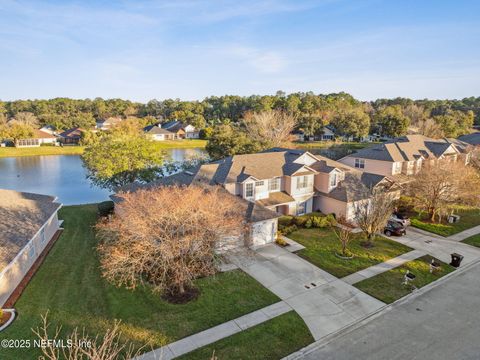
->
[341,249,427,285]
[227,244,385,341]
[447,225,480,242]
[386,227,480,265]
[137,301,292,360]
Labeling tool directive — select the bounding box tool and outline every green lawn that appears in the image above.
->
[178,311,313,360]
[0,140,207,158]
[354,255,455,304]
[288,228,412,278]
[0,205,279,359]
[411,207,480,236]
[0,145,85,157]
[462,234,480,248]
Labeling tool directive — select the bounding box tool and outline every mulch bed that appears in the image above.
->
[3,229,63,308]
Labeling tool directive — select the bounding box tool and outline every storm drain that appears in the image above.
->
[304,282,317,289]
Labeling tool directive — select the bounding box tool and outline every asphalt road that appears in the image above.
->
[303,262,480,360]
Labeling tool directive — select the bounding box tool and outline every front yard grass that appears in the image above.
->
[178,311,313,360]
[288,228,412,278]
[0,205,279,359]
[411,207,480,237]
[354,255,455,304]
[462,234,480,248]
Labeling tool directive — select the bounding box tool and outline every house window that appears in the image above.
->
[296,176,309,189]
[330,173,337,187]
[255,181,264,187]
[354,159,365,169]
[268,178,281,192]
[393,162,402,174]
[28,244,35,258]
[40,228,46,243]
[245,183,254,198]
[296,201,307,215]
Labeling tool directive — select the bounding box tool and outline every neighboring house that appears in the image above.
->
[15,129,58,147]
[59,127,84,145]
[292,130,305,142]
[183,124,200,139]
[320,126,336,141]
[458,132,480,147]
[96,117,123,130]
[113,148,398,248]
[39,125,57,135]
[162,120,200,139]
[0,190,62,306]
[338,134,471,178]
[144,125,176,141]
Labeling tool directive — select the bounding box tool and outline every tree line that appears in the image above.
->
[1,92,479,138]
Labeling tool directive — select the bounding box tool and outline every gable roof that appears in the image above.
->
[458,132,480,146]
[0,190,61,272]
[144,126,175,135]
[59,127,84,138]
[30,129,57,139]
[344,134,467,162]
[162,120,184,132]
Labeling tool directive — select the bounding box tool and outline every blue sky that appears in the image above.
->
[1,0,479,101]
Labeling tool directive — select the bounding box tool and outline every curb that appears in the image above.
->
[283,257,480,359]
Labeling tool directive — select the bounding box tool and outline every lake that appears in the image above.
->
[0,148,205,205]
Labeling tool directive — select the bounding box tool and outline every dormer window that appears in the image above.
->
[330,173,337,187]
[268,177,281,192]
[296,175,309,189]
[245,183,254,198]
[354,158,365,169]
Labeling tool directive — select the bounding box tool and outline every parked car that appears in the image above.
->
[384,220,407,237]
[390,212,411,227]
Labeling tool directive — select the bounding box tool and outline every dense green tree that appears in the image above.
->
[205,124,261,160]
[82,125,165,190]
[374,105,410,137]
[331,106,370,138]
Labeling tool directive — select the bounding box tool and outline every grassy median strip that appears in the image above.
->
[462,234,480,248]
[289,228,412,278]
[178,311,313,360]
[0,205,279,359]
[354,255,455,304]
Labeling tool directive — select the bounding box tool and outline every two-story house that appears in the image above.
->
[338,134,471,178]
[113,148,398,247]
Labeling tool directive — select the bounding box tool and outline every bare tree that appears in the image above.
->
[32,313,144,360]
[416,118,445,138]
[242,110,297,148]
[12,111,39,127]
[408,161,480,222]
[354,186,396,247]
[96,185,245,302]
[331,217,353,256]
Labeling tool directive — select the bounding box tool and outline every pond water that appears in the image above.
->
[0,148,205,205]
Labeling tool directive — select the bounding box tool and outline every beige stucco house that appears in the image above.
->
[113,148,397,247]
[0,190,62,307]
[338,134,472,178]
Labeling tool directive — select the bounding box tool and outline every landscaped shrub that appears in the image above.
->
[294,216,308,227]
[278,216,294,229]
[305,218,313,228]
[97,201,114,217]
[281,224,298,236]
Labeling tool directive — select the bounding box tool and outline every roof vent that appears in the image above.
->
[185,171,194,176]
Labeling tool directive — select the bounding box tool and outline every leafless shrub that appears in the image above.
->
[96,185,245,301]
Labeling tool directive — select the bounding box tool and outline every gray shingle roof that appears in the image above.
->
[458,132,480,146]
[344,134,467,162]
[145,126,175,135]
[0,190,61,271]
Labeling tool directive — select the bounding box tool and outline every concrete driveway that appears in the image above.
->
[300,261,480,360]
[227,244,384,340]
